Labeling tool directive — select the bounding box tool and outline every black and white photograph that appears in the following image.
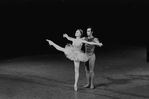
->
[0,0,148,98]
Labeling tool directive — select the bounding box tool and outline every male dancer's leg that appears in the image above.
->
[89,54,96,89]
[84,60,90,88]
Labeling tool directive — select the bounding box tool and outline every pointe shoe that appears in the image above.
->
[83,84,90,88]
[47,40,53,46]
[74,85,78,91]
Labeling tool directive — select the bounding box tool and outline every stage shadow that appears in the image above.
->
[126,74,149,81]
[94,76,132,88]
[0,73,73,91]
[94,75,149,98]
[95,73,149,89]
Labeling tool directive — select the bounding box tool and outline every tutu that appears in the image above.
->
[64,44,89,62]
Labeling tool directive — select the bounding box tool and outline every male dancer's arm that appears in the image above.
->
[81,39,101,46]
[93,38,103,47]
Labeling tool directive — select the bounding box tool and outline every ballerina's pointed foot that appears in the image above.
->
[47,40,54,46]
[83,84,90,88]
[74,85,78,91]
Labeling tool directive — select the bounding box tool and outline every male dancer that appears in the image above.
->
[83,27,103,89]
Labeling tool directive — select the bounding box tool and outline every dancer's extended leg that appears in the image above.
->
[47,40,65,52]
[74,61,80,91]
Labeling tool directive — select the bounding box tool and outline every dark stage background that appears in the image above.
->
[0,0,148,60]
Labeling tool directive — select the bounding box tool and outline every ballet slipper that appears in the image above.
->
[90,85,94,89]
[83,84,90,88]
[74,85,78,91]
[47,40,54,46]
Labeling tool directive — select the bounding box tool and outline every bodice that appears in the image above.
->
[72,39,83,50]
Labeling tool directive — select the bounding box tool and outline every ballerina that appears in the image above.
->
[46,29,102,91]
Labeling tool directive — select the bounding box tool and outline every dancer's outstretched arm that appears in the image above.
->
[63,33,75,42]
[93,38,103,46]
[81,38,103,47]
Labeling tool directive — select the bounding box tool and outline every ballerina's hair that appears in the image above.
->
[78,29,83,36]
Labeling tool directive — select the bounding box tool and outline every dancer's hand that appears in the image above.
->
[99,43,103,47]
[97,43,103,47]
[63,33,68,38]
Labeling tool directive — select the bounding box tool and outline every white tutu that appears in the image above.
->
[64,44,89,62]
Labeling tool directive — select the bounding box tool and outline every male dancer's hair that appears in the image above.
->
[87,26,93,30]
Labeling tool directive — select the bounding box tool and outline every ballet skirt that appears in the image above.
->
[64,44,89,62]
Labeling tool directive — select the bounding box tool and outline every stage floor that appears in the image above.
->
[0,46,148,99]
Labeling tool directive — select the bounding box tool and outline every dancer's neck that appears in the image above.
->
[88,35,93,39]
[76,37,80,39]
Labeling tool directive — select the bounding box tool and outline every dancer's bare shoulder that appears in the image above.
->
[82,37,86,40]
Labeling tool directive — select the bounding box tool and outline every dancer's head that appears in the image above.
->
[75,29,83,37]
[87,26,93,36]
